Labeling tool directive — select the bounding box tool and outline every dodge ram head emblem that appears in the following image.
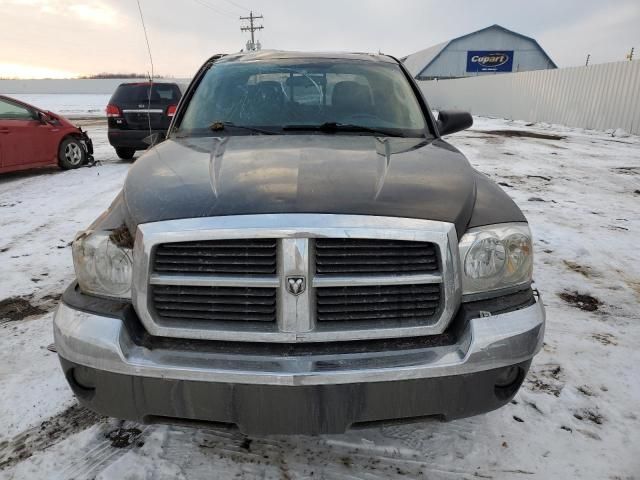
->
[286,276,306,296]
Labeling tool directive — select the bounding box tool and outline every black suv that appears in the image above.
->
[106,82,183,160]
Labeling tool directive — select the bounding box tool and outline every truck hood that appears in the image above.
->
[123,135,478,234]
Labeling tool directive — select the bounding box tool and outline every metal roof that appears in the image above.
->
[402,41,449,77]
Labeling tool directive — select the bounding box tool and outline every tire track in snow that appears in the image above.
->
[0,403,102,470]
[152,425,465,479]
[51,424,151,480]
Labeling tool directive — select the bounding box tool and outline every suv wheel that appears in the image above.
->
[116,148,136,160]
[58,137,86,170]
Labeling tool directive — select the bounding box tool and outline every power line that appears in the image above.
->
[240,11,264,51]
[219,0,250,12]
[191,0,237,18]
[193,0,247,14]
[192,0,237,17]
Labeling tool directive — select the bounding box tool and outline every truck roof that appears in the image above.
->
[216,50,399,65]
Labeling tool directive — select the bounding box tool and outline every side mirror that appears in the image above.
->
[37,111,51,124]
[437,111,473,136]
[38,111,60,125]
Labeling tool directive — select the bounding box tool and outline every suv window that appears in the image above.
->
[178,60,427,136]
[0,98,34,120]
[111,83,181,104]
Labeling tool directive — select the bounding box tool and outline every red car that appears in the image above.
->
[0,95,93,174]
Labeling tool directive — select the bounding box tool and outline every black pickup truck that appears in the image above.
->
[54,51,545,435]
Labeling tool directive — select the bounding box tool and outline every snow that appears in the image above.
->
[1,112,639,478]
[0,122,128,440]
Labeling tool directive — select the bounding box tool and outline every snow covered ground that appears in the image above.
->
[0,114,639,479]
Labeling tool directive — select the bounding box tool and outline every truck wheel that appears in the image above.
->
[58,137,86,170]
[116,148,136,160]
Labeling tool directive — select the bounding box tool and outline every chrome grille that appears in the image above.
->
[315,238,439,275]
[316,284,441,323]
[154,239,277,274]
[151,285,277,323]
[134,215,461,343]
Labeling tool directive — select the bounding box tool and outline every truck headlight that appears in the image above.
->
[72,231,133,299]
[459,223,533,297]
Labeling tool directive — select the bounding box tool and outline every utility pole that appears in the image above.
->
[585,54,590,66]
[240,11,264,51]
[626,47,634,61]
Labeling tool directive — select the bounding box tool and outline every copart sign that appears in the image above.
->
[466,51,514,72]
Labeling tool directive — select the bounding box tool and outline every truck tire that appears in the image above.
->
[58,137,86,170]
[116,148,136,160]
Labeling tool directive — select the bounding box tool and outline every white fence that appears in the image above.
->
[418,60,640,135]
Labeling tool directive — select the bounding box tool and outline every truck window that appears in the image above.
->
[178,60,427,136]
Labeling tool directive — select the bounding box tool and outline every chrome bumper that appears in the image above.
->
[53,296,545,387]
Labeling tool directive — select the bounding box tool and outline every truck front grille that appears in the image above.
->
[154,239,277,275]
[151,285,277,323]
[316,284,441,323]
[315,238,439,275]
[135,215,460,343]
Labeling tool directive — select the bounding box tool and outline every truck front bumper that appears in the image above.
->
[54,296,545,435]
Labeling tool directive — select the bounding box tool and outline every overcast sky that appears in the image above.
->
[1,0,638,78]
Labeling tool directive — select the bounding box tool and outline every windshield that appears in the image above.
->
[177,59,428,137]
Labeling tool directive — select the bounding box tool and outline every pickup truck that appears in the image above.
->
[54,51,545,435]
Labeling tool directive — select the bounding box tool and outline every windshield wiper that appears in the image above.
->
[282,122,407,137]
[210,121,277,135]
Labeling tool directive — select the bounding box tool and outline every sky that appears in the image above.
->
[0,0,638,78]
